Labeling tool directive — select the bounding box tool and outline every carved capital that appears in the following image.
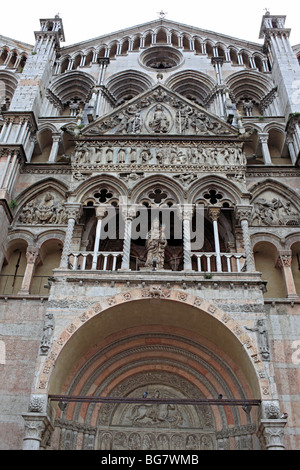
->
[22,413,53,450]
[235,205,253,222]
[257,420,287,450]
[208,206,220,222]
[258,132,269,144]
[276,251,292,268]
[120,204,137,221]
[26,246,40,265]
[64,203,82,221]
[95,204,108,220]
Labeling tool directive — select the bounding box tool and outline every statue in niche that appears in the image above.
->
[245,319,270,360]
[129,148,137,163]
[117,148,126,163]
[74,142,90,164]
[105,147,114,163]
[144,219,167,269]
[40,313,54,355]
[140,147,152,163]
[156,145,167,165]
[149,104,170,133]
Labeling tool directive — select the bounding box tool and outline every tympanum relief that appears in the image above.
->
[251,191,300,226]
[18,192,67,225]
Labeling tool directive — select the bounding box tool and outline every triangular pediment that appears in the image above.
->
[82,83,240,138]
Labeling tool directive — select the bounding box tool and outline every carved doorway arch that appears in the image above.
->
[40,290,268,450]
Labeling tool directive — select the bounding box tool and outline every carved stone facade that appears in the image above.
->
[0,11,299,451]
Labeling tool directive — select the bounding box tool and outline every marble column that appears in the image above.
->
[276,251,299,299]
[18,246,40,295]
[236,206,256,272]
[120,205,136,270]
[92,205,107,269]
[258,132,272,165]
[48,134,61,162]
[208,207,222,272]
[60,204,81,268]
[182,205,194,271]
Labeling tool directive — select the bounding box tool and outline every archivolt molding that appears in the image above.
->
[249,179,300,207]
[73,173,128,204]
[33,288,271,400]
[130,174,184,205]
[189,174,248,206]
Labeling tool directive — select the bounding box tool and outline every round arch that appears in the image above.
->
[32,289,272,449]
[35,289,270,399]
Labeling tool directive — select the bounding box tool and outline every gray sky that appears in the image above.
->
[2,0,300,47]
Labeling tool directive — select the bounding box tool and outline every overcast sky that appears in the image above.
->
[2,0,300,47]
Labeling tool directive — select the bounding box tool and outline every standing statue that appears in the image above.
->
[149,105,170,133]
[246,319,270,360]
[144,218,167,269]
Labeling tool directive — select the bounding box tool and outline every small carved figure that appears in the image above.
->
[246,319,270,360]
[149,105,170,133]
[144,219,167,269]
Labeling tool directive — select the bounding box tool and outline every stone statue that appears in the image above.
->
[144,219,167,269]
[149,105,170,133]
[40,313,54,355]
[246,319,270,360]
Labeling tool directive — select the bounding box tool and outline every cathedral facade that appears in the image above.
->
[0,11,300,450]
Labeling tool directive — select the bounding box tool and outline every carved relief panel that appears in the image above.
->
[251,190,300,226]
[17,191,67,225]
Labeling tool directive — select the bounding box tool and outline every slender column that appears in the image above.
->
[92,206,107,269]
[18,246,40,295]
[48,134,61,162]
[258,132,272,165]
[286,135,297,165]
[120,205,136,270]
[182,205,194,271]
[60,204,81,268]
[208,207,222,272]
[236,206,256,272]
[276,251,299,299]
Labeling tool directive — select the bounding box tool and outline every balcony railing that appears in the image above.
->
[68,251,123,271]
[67,251,246,273]
[191,252,246,273]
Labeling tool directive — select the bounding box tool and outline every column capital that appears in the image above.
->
[208,206,221,222]
[257,132,269,143]
[64,203,82,221]
[95,204,108,220]
[120,204,137,221]
[22,413,53,450]
[257,419,287,450]
[180,203,194,221]
[235,205,253,222]
[25,245,40,265]
[276,251,292,268]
